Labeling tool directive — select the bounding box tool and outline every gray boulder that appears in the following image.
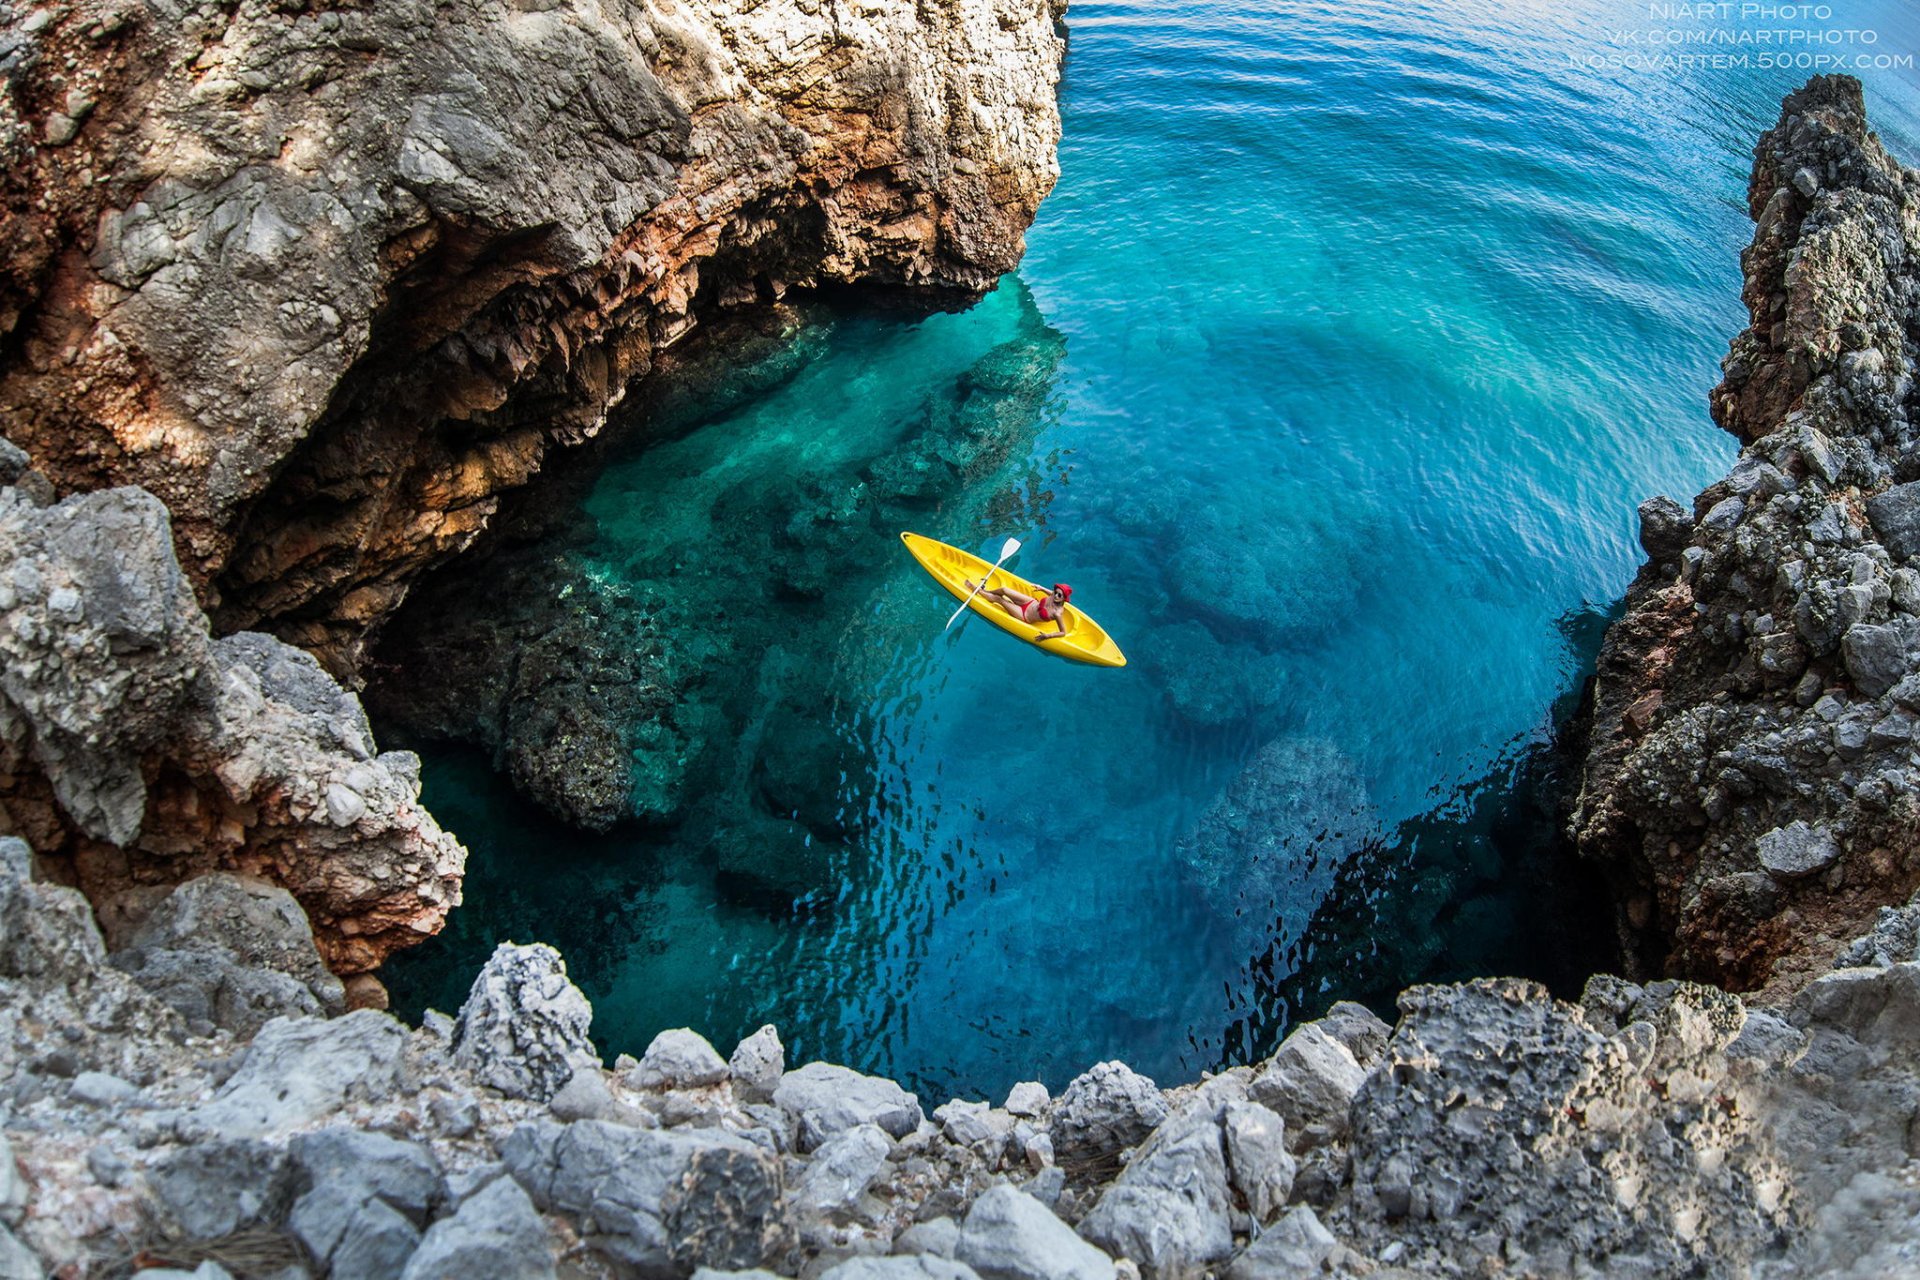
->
[1841,620,1917,697]
[1077,1103,1235,1277]
[1316,1002,1392,1069]
[1223,1206,1337,1280]
[1758,821,1842,880]
[794,1123,892,1218]
[1249,1024,1365,1151]
[549,1068,650,1127]
[895,1217,962,1258]
[629,1028,730,1090]
[290,1128,443,1222]
[111,946,324,1040]
[0,486,210,846]
[773,1062,924,1151]
[936,1100,1015,1151]
[1004,1081,1049,1117]
[0,1222,41,1280]
[297,1190,419,1280]
[820,1258,981,1280]
[192,1011,407,1137]
[112,873,345,1034]
[1048,1061,1167,1171]
[501,1119,782,1272]
[150,1139,294,1239]
[728,1025,785,1103]
[453,943,598,1103]
[1222,1101,1295,1224]
[956,1184,1115,1280]
[402,1174,555,1280]
[1637,495,1693,561]
[1867,481,1920,560]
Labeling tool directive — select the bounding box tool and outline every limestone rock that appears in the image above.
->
[111,872,345,1035]
[1048,1062,1167,1171]
[452,943,598,1102]
[1077,1101,1235,1277]
[1759,821,1842,880]
[729,1025,786,1104]
[794,1123,893,1218]
[630,1027,730,1090]
[1248,1024,1365,1151]
[1316,1002,1393,1069]
[192,1011,408,1137]
[773,1062,925,1151]
[501,1119,782,1273]
[150,1139,295,1240]
[0,1224,40,1280]
[289,1128,444,1223]
[1222,1101,1295,1224]
[1223,1207,1336,1280]
[957,1184,1115,1280]
[1004,1081,1050,1117]
[402,1174,555,1280]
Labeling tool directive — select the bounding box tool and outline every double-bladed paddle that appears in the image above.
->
[945,537,1023,630]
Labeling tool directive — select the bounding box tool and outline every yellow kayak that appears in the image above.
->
[901,532,1127,668]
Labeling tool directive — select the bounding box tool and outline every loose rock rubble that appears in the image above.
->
[9,835,1920,1278]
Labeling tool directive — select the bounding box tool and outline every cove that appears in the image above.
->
[374,0,1920,1103]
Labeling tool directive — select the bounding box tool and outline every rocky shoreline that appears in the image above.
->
[7,816,1920,1279]
[7,0,1920,1268]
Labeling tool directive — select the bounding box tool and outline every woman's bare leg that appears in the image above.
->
[965,580,1036,618]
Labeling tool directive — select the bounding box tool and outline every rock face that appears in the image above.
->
[1570,75,1920,996]
[0,0,1067,677]
[0,461,463,974]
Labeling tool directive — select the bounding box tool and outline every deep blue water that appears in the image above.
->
[383,0,1920,1102]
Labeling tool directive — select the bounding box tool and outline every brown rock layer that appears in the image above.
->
[1570,76,1920,998]
[0,471,462,974]
[0,0,1066,676]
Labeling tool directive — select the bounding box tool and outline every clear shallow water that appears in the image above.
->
[383,0,1920,1100]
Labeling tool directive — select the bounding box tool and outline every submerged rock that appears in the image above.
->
[1173,737,1379,965]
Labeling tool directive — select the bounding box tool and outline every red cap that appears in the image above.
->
[1053,582,1073,602]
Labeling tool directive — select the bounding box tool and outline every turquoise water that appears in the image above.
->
[382,1,1920,1101]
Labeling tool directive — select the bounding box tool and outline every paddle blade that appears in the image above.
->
[999,536,1022,561]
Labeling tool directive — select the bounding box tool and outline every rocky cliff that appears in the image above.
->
[0,446,462,978]
[1570,76,1920,999]
[0,0,1066,677]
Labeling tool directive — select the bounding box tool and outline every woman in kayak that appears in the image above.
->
[964,578,1073,641]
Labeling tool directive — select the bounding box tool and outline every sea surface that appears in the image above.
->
[382,0,1920,1101]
